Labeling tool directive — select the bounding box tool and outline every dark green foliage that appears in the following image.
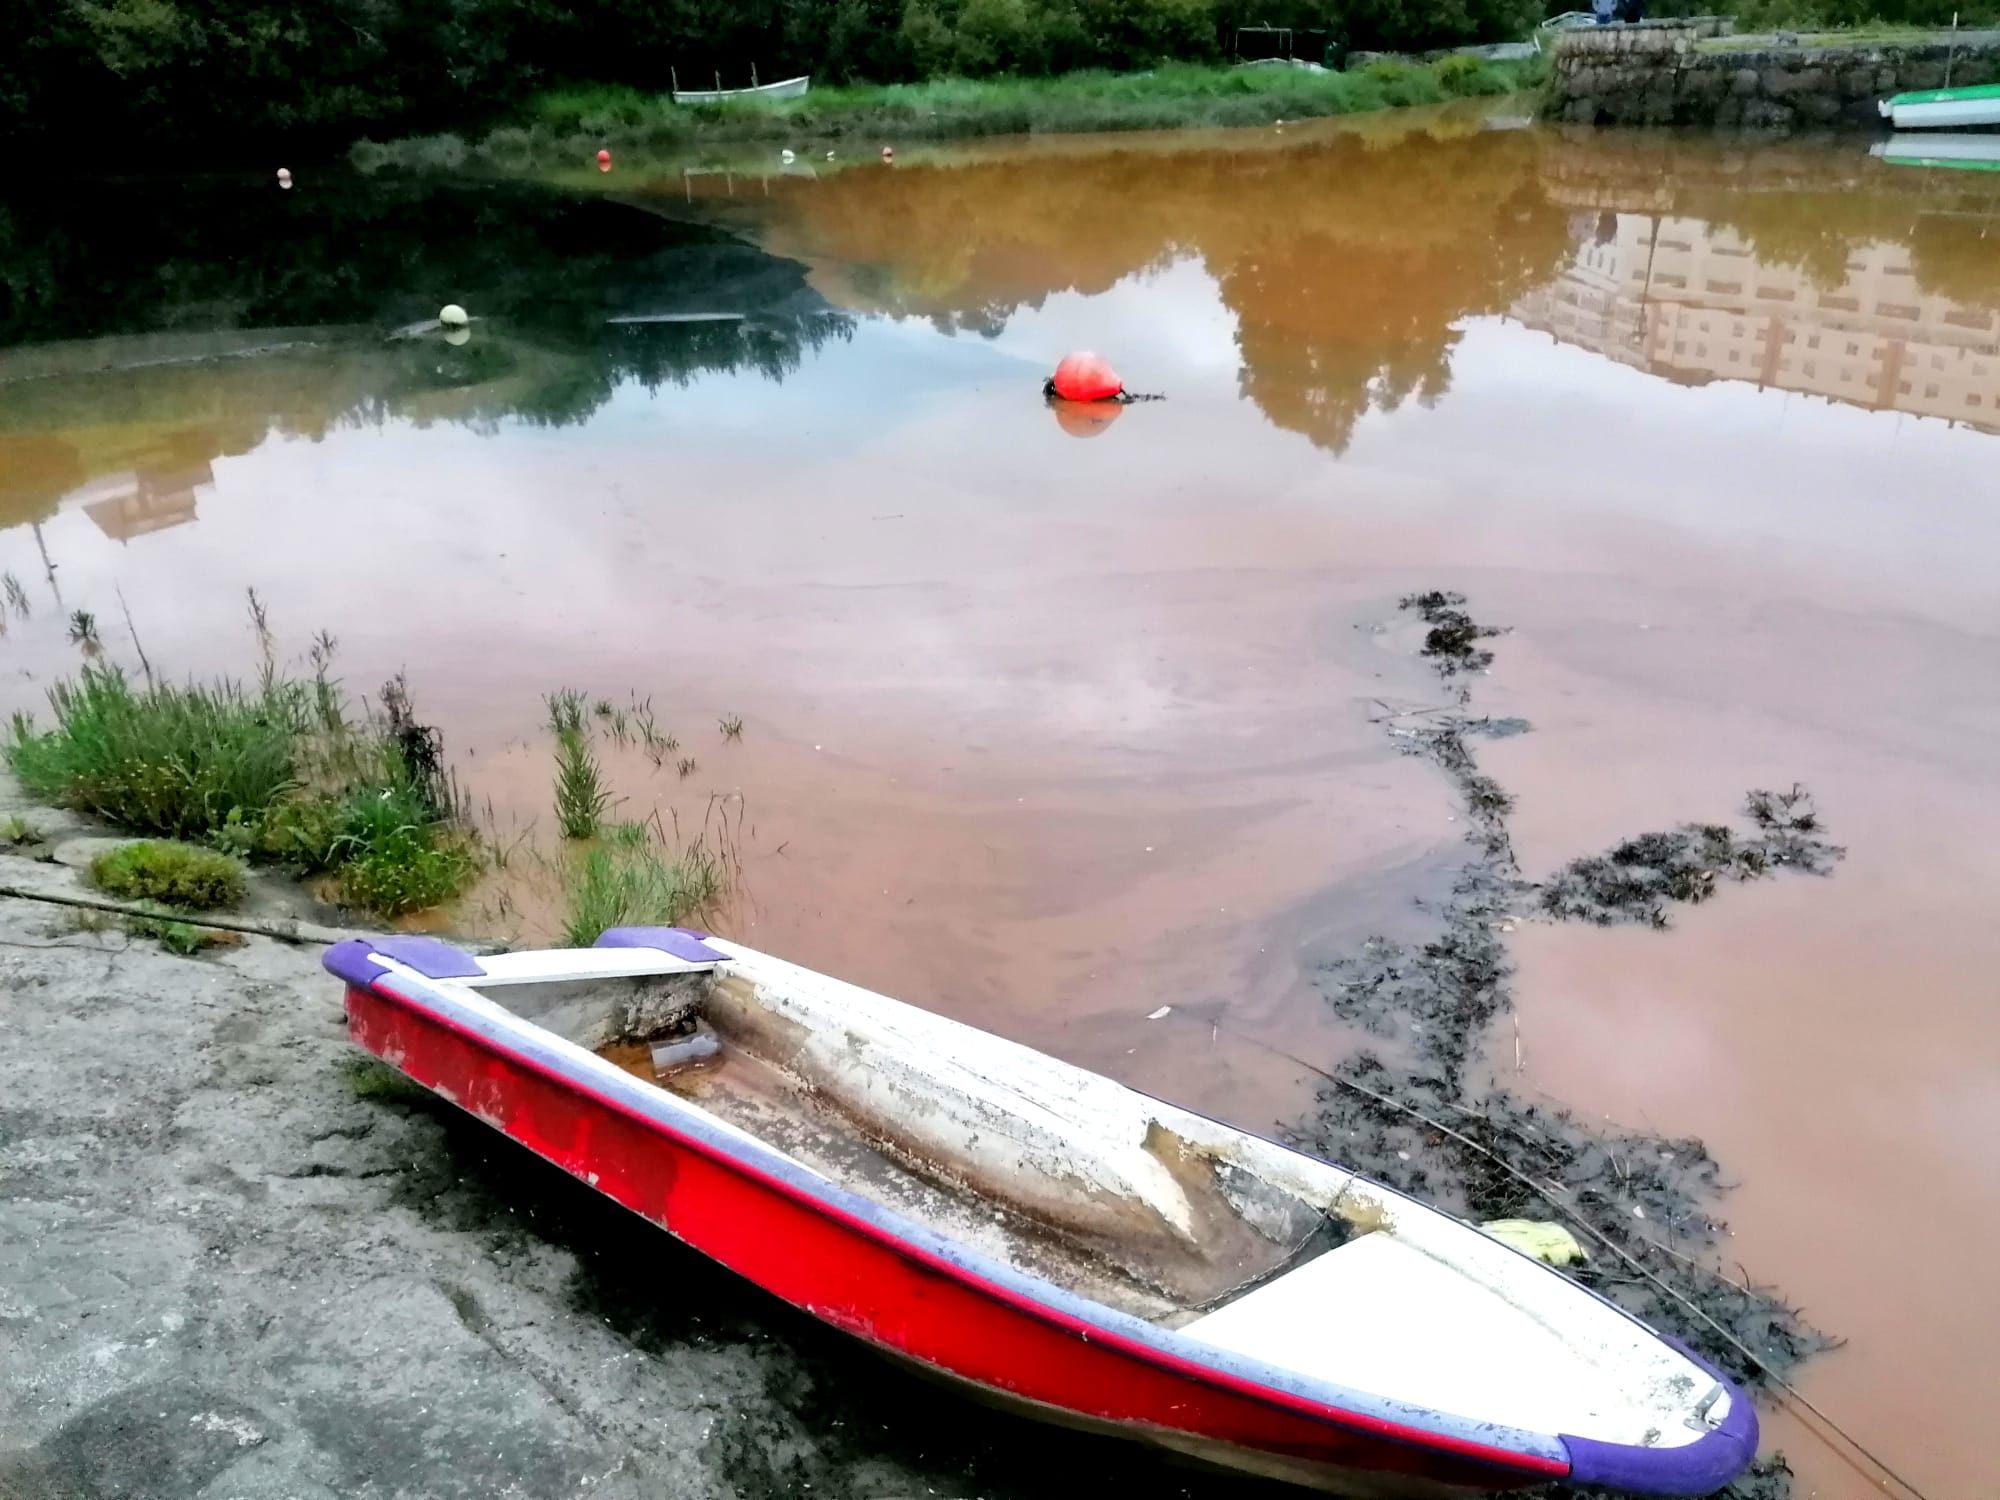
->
[0,0,1546,162]
[89,840,248,910]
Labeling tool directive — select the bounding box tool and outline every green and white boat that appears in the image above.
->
[1878,81,2000,129]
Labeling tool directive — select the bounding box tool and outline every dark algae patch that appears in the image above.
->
[1401,589,1504,680]
[1297,592,1846,1500]
[1543,786,1844,930]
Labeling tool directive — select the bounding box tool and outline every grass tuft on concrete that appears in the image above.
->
[89,840,248,911]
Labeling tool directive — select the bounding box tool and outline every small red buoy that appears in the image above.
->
[1050,351,1123,403]
[597,148,612,167]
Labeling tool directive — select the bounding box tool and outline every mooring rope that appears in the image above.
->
[1205,1018,1935,1500]
[0,883,352,944]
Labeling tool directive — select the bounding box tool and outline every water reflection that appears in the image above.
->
[654,114,2000,450]
[9,126,1998,545]
[1515,210,2000,431]
[674,116,1573,454]
[0,174,852,534]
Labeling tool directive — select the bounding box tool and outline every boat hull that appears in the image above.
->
[339,975,1568,1496]
[1879,84,2000,128]
[673,75,810,104]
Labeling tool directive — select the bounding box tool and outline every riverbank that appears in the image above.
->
[351,57,1542,170]
[0,776,1279,1499]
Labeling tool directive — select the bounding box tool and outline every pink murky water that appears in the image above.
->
[4,108,1998,1494]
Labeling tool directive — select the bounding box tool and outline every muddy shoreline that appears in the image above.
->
[0,593,1850,1500]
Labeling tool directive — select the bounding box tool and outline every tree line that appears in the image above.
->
[1,0,1543,161]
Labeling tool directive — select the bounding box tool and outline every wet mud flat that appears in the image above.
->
[1279,594,1847,1500]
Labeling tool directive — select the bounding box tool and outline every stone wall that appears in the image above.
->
[1553,24,2000,128]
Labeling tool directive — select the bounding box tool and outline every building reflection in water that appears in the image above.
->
[1515,211,2000,432]
[62,462,210,542]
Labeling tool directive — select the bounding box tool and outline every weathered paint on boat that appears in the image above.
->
[323,930,1759,1496]
[1878,81,2000,127]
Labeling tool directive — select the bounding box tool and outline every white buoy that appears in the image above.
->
[443,326,471,347]
[438,304,469,328]
[825,150,835,160]
[780,148,795,164]
[276,167,292,189]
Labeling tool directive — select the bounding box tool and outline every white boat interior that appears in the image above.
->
[412,938,1733,1453]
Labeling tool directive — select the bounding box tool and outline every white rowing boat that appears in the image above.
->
[673,74,811,105]
[327,926,1759,1495]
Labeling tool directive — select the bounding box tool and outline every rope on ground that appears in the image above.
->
[0,883,353,946]
[1207,1018,1934,1500]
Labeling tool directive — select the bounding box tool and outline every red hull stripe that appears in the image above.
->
[347,971,1571,1488]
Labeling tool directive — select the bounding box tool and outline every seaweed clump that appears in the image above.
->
[1541,786,1844,929]
[1401,589,1504,682]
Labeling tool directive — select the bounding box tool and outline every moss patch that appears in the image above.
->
[89,840,247,911]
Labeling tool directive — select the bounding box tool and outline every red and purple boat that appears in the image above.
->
[325,927,1758,1496]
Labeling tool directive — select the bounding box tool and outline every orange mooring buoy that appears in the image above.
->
[1049,351,1123,403]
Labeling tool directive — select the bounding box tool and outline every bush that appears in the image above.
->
[1433,54,1509,95]
[90,840,248,910]
[336,824,479,918]
[1360,58,1446,106]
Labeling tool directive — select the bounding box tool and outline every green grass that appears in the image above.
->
[89,839,247,910]
[559,820,722,947]
[11,655,477,920]
[553,726,612,839]
[1697,21,1957,48]
[11,668,305,839]
[357,57,1542,168]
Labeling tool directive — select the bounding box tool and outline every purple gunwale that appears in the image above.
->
[324,935,485,986]
[593,926,727,963]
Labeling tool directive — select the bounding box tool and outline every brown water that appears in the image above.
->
[4,106,1999,1495]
